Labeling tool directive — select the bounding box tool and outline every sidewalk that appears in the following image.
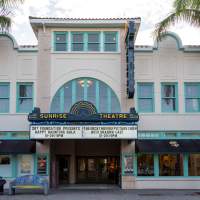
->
[1,189,200,200]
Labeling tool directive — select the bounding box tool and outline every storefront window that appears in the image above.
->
[159,154,183,176]
[18,155,34,176]
[137,154,154,176]
[0,155,12,177]
[189,154,200,176]
[37,155,48,175]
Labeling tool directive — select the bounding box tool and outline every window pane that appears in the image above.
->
[64,82,72,112]
[18,99,33,112]
[72,43,84,51]
[99,83,107,112]
[138,85,153,98]
[159,154,183,176]
[186,99,200,112]
[55,33,66,43]
[0,85,9,97]
[87,79,96,106]
[138,99,153,112]
[162,98,176,112]
[186,85,200,98]
[111,92,120,113]
[162,85,175,97]
[0,155,11,177]
[19,85,32,98]
[0,99,9,113]
[55,43,66,51]
[88,33,99,43]
[189,154,200,176]
[37,155,47,175]
[73,33,83,43]
[137,154,154,176]
[76,79,84,101]
[104,43,117,51]
[105,33,117,43]
[51,95,60,113]
[88,43,99,51]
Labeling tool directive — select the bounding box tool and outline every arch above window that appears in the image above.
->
[50,77,121,113]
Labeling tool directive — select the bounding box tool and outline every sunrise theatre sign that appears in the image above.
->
[28,101,139,139]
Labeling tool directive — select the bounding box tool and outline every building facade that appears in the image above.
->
[0,17,200,189]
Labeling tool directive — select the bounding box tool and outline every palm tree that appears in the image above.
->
[0,0,24,31]
[154,0,200,41]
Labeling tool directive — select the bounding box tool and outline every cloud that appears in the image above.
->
[10,0,200,45]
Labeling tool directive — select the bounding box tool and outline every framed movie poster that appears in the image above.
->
[37,154,48,175]
[123,154,134,176]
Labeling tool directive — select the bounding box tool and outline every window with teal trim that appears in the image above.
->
[0,83,9,113]
[104,32,117,52]
[87,32,100,51]
[71,32,84,51]
[17,83,33,113]
[161,83,178,112]
[185,83,200,112]
[137,83,154,112]
[50,78,121,113]
[54,32,68,51]
[189,154,200,176]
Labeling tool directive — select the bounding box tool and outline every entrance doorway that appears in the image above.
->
[77,157,119,184]
[57,156,70,185]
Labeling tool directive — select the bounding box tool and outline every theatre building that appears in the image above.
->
[0,17,200,189]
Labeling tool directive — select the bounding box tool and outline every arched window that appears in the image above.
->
[50,78,121,113]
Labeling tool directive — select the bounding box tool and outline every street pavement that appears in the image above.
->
[1,189,200,200]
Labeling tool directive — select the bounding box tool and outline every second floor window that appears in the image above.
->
[71,32,84,51]
[137,83,154,112]
[104,32,118,52]
[17,83,33,113]
[185,83,200,112]
[0,83,9,113]
[161,83,178,112]
[87,32,100,51]
[54,32,68,51]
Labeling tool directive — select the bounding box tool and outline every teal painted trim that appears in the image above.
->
[116,31,119,52]
[100,31,104,52]
[184,153,189,177]
[0,132,29,140]
[68,32,71,51]
[161,82,178,112]
[84,79,88,101]
[72,80,76,104]
[184,82,200,113]
[60,87,64,112]
[95,80,100,111]
[107,87,111,113]
[16,82,33,113]
[12,155,17,178]
[137,82,154,113]
[52,32,55,51]
[84,32,87,51]
[34,154,37,175]
[134,153,137,176]
[0,82,10,113]
[154,154,159,177]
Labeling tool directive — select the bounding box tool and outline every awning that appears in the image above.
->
[136,140,200,153]
[0,140,36,154]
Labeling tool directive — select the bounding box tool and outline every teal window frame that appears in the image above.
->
[71,32,85,51]
[161,82,178,112]
[54,32,68,51]
[185,82,200,112]
[137,83,154,113]
[0,82,10,113]
[16,82,33,113]
[103,31,118,52]
[87,32,100,51]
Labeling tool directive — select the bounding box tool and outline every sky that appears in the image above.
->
[10,0,200,46]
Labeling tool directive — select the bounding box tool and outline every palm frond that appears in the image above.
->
[0,0,24,9]
[153,9,200,41]
[0,15,11,31]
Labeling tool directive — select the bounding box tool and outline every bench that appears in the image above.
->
[9,175,48,195]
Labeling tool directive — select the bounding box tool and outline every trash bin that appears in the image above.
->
[0,177,6,194]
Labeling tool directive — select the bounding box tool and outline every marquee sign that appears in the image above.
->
[30,125,137,139]
[28,101,139,140]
